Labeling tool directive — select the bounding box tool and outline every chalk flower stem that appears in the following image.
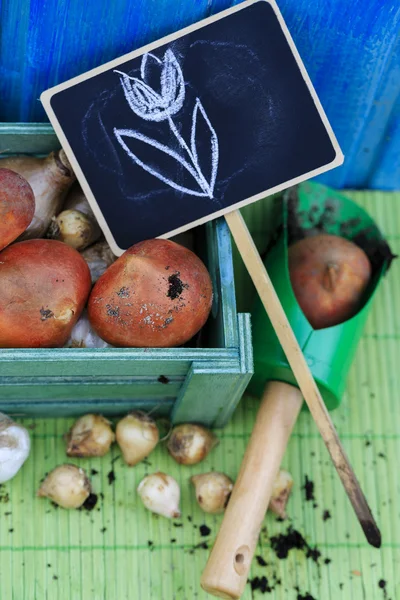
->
[114,48,219,199]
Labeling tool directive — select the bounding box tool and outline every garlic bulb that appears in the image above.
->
[268,470,293,519]
[65,310,112,348]
[191,472,233,514]
[37,464,92,509]
[116,411,159,466]
[167,424,218,465]
[81,241,116,284]
[137,472,181,519]
[0,413,30,483]
[66,414,115,457]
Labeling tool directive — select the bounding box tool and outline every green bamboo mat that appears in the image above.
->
[0,190,399,600]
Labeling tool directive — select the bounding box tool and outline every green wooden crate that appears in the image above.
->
[0,123,253,425]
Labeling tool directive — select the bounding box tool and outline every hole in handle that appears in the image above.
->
[233,545,250,576]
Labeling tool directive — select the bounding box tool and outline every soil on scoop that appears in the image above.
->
[285,185,396,274]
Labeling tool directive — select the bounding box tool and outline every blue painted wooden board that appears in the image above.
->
[0,0,399,188]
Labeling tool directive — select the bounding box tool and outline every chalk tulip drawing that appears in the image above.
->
[113,49,219,199]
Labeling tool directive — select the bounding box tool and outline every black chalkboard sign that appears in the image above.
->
[41,0,342,255]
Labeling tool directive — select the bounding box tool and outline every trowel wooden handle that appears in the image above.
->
[201,381,303,599]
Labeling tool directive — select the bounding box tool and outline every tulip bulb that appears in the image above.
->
[137,472,181,519]
[0,413,30,483]
[37,464,92,509]
[81,241,116,284]
[191,472,233,514]
[65,311,112,348]
[47,209,101,251]
[0,149,75,240]
[66,414,115,457]
[116,411,159,466]
[268,470,294,519]
[167,424,218,465]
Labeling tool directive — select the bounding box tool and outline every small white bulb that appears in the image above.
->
[116,411,159,466]
[167,424,218,465]
[0,413,30,483]
[66,414,115,457]
[268,470,294,519]
[37,464,92,509]
[191,472,233,514]
[137,472,181,519]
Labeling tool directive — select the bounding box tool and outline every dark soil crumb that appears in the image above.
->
[324,558,332,565]
[306,547,321,563]
[188,541,208,554]
[53,575,58,580]
[313,503,318,509]
[297,593,316,600]
[0,485,10,504]
[47,564,51,568]
[276,517,285,523]
[100,527,107,533]
[90,469,99,476]
[322,510,331,521]
[99,492,104,500]
[199,524,211,537]
[249,576,273,593]
[378,452,386,459]
[170,538,177,543]
[270,526,321,564]
[310,451,316,457]
[82,493,98,511]
[365,440,372,447]
[8,528,14,533]
[187,516,193,522]
[256,555,268,567]
[378,579,388,599]
[339,583,344,590]
[167,272,189,300]
[173,522,183,527]
[148,540,153,548]
[4,511,11,516]
[50,501,59,509]
[303,476,315,502]
[107,470,116,485]
[158,375,170,384]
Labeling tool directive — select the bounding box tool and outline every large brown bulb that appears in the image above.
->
[288,234,371,329]
[0,239,91,348]
[0,168,35,251]
[88,239,213,347]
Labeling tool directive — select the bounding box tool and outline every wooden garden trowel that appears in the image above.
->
[201,183,392,599]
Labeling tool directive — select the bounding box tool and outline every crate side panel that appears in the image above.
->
[2,399,174,418]
[0,381,180,401]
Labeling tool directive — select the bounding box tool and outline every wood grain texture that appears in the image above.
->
[1,0,399,187]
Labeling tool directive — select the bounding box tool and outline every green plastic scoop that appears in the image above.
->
[249,181,392,406]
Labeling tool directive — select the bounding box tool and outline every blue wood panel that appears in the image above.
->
[1,0,399,188]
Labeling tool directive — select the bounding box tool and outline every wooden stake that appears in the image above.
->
[201,210,381,598]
